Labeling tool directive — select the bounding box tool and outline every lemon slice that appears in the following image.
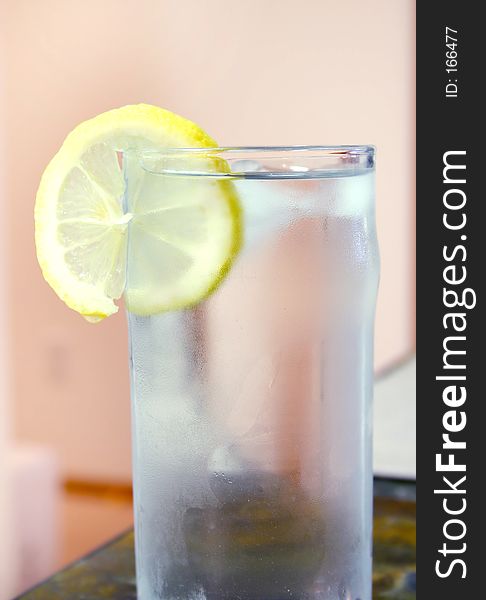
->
[35,104,242,322]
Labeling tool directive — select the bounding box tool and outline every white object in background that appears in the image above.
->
[0,414,14,600]
[373,355,416,479]
[10,444,60,595]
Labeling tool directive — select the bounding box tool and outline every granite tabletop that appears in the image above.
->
[17,479,416,600]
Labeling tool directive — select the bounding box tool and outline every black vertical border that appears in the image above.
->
[417,2,480,597]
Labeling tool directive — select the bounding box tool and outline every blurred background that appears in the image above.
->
[0,0,415,597]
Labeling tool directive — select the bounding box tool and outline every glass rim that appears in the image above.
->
[125,145,375,178]
[127,144,374,156]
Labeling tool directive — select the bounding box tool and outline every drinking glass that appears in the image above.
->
[124,146,379,600]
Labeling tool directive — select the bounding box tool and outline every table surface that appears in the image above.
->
[17,479,416,600]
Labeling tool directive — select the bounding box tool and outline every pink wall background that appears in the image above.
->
[1,0,415,482]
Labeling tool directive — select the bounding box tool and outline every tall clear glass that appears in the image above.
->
[124,147,379,600]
